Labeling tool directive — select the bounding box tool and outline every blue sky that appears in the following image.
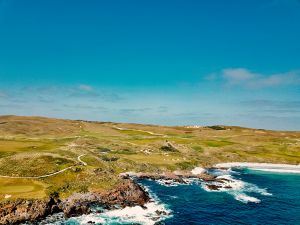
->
[0,0,300,130]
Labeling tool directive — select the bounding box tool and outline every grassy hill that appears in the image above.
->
[0,115,299,201]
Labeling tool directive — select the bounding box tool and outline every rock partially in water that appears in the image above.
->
[0,179,150,225]
[121,171,217,184]
[59,193,99,218]
[99,178,150,207]
[59,179,150,218]
[206,184,222,191]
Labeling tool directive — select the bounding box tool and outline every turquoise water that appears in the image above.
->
[44,169,300,225]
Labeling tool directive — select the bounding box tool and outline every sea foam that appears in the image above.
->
[68,202,170,225]
[155,177,198,187]
[201,170,272,204]
[191,167,206,175]
[234,194,261,203]
[215,162,300,174]
[64,184,172,225]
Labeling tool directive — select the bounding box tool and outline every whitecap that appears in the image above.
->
[66,184,172,225]
[155,178,198,187]
[74,214,105,224]
[99,201,171,225]
[201,172,272,204]
[156,179,182,187]
[191,167,206,175]
[234,193,261,203]
[215,162,300,174]
[69,201,171,225]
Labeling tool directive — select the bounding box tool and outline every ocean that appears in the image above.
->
[41,168,300,225]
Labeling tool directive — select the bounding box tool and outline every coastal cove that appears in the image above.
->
[22,164,300,225]
[1,0,300,224]
[0,116,300,224]
[140,168,300,225]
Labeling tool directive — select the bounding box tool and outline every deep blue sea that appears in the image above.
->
[141,169,300,225]
[42,169,300,225]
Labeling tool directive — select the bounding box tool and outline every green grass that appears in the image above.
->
[0,115,300,201]
[0,178,46,200]
[191,145,203,152]
[176,161,198,170]
[202,139,234,147]
[0,154,75,177]
[0,139,45,152]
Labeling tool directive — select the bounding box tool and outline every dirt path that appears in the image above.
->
[0,154,87,179]
[77,154,87,166]
[114,126,165,136]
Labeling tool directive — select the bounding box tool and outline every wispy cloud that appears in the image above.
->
[118,108,152,115]
[63,103,109,111]
[240,100,300,115]
[0,85,124,107]
[0,91,7,98]
[219,68,300,88]
[241,100,300,109]
[157,106,168,113]
[68,85,123,102]
[78,84,93,91]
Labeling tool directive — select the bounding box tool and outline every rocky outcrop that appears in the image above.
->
[99,178,150,207]
[59,193,99,218]
[58,178,150,218]
[0,178,150,225]
[121,171,216,183]
[0,198,59,225]
[204,177,234,191]
[0,172,222,224]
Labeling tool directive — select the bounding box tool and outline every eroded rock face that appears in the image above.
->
[0,179,150,225]
[121,171,217,184]
[0,198,58,225]
[59,179,150,218]
[59,193,99,218]
[99,178,150,207]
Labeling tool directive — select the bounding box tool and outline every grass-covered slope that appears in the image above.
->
[0,115,299,201]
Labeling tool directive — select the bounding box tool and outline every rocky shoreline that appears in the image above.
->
[120,169,233,191]
[121,171,216,183]
[0,178,149,225]
[0,169,235,225]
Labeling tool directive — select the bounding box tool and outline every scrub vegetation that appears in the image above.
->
[0,115,299,201]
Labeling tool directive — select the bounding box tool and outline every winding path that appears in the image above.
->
[114,126,164,136]
[77,154,87,166]
[0,154,88,179]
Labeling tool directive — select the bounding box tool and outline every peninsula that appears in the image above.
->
[0,115,299,224]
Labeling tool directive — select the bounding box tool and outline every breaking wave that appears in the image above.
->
[155,178,199,187]
[201,170,272,203]
[65,184,171,225]
[36,183,171,225]
[215,162,300,174]
[65,202,170,225]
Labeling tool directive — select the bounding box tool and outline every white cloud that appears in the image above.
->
[223,68,256,81]
[78,84,93,91]
[0,91,7,98]
[221,68,300,88]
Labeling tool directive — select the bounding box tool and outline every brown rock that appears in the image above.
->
[206,184,221,190]
[0,178,151,224]
[99,179,150,207]
[197,173,216,182]
[59,193,99,218]
[0,198,58,225]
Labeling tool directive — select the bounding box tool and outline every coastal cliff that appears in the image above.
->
[1,116,299,224]
[0,179,149,225]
